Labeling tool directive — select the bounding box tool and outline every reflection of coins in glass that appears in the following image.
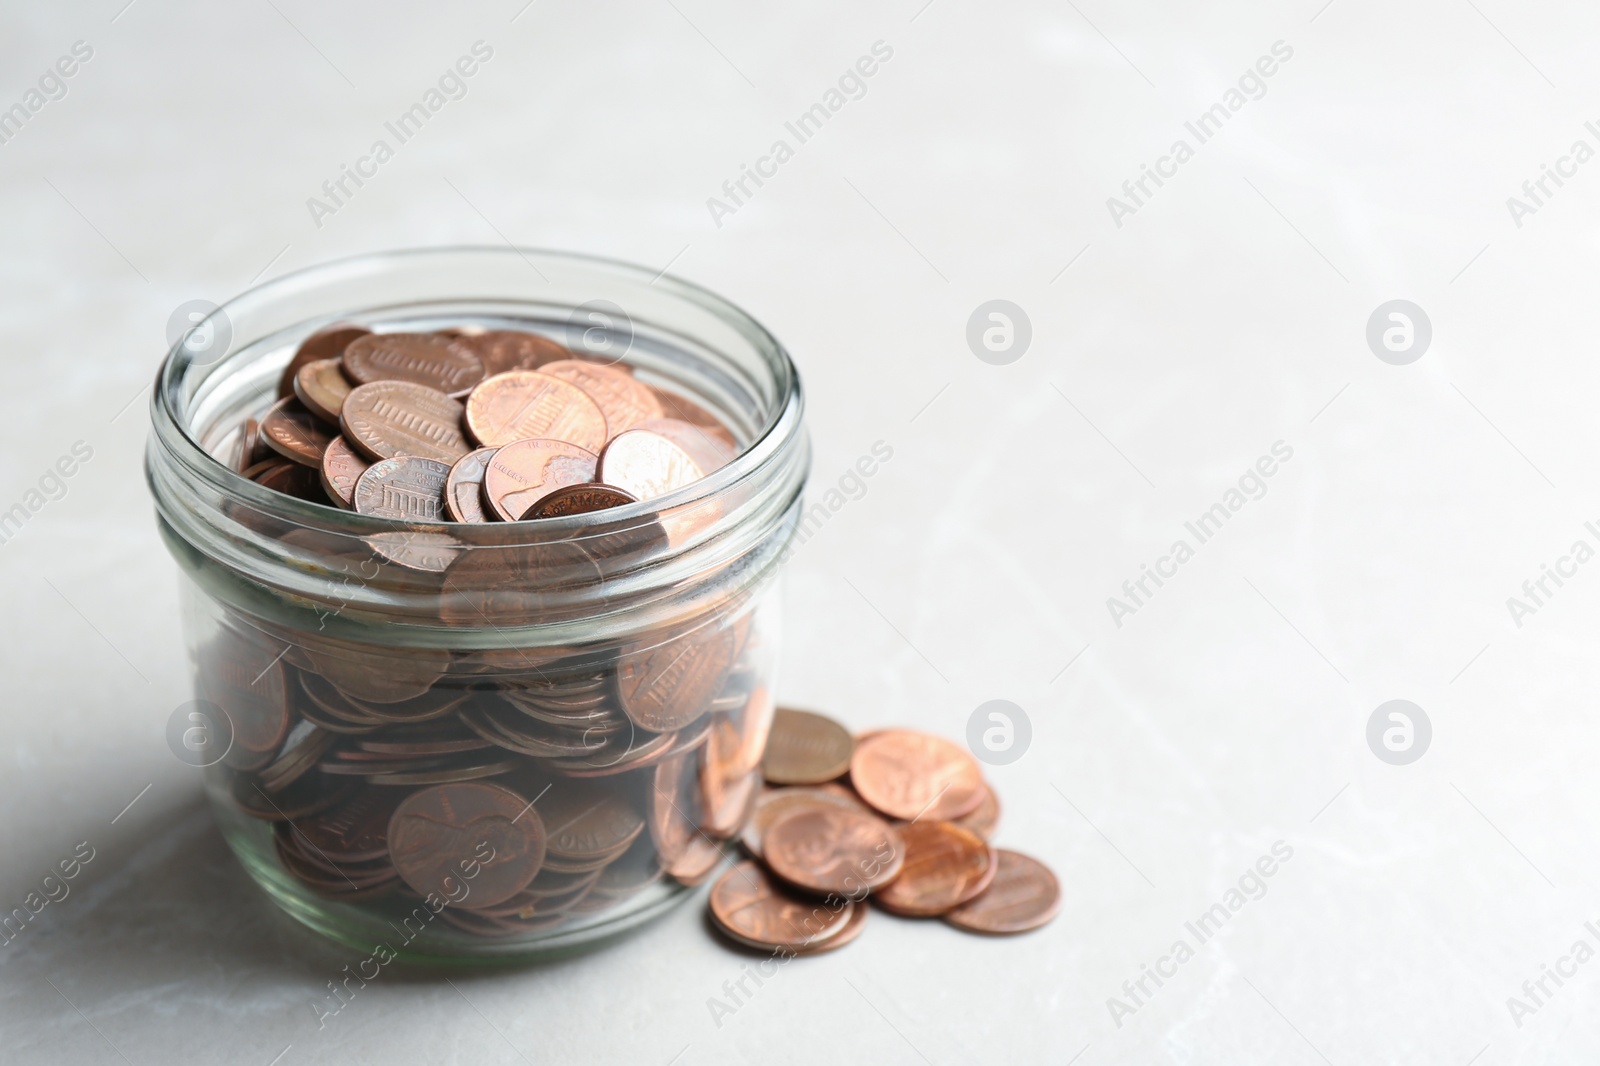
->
[198,631,290,771]
[387,782,546,909]
[481,438,598,522]
[342,332,486,397]
[616,623,737,732]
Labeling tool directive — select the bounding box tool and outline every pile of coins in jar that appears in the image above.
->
[710,708,1060,953]
[205,321,771,938]
[242,323,735,527]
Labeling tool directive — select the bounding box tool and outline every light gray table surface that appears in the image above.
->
[3,1,1599,1062]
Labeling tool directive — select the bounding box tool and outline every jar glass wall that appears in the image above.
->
[146,248,809,960]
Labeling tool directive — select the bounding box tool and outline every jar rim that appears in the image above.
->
[149,245,803,539]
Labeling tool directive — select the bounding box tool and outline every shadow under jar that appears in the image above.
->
[146,248,810,961]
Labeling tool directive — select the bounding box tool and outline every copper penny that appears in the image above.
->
[616,623,738,733]
[950,781,1000,841]
[352,456,452,521]
[762,801,904,896]
[873,821,994,917]
[293,787,402,865]
[444,447,497,523]
[278,323,369,398]
[709,861,857,952]
[199,631,291,772]
[850,729,984,822]
[942,850,1060,935]
[340,380,471,463]
[481,438,598,522]
[762,707,854,786]
[595,418,729,503]
[387,782,546,909]
[458,330,571,376]
[519,483,637,519]
[293,357,353,424]
[260,396,336,468]
[301,636,451,704]
[238,417,263,472]
[538,781,645,862]
[650,386,738,451]
[319,435,370,509]
[342,332,485,397]
[540,359,663,436]
[463,370,608,451]
[740,786,868,858]
[253,460,328,503]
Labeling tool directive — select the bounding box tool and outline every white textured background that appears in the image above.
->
[3,0,1599,1062]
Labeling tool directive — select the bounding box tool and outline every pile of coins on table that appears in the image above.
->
[708,708,1060,953]
[200,320,776,939]
[238,322,735,537]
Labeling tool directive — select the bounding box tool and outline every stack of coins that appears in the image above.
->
[201,321,778,941]
[237,322,736,538]
[709,708,1060,953]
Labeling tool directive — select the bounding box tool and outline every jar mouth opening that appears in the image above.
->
[150,245,803,543]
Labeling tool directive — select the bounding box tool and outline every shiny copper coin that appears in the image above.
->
[342,332,485,397]
[278,323,369,398]
[260,396,336,468]
[596,418,732,504]
[519,483,637,519]
[387,782,546,908]
[872,821,993,917]
[739,786,868,859]
[293,357,353,423]
[762,802,904,896]
[942,850,1060,935]
[437,540,603,627]
[616,624,737,733]
[762,707,854,786]
[444,447,497,523]
[950,781,1000,841]
[539,359,663,436]
[318,435,370,509]
[340,380,471,464]
[352,456,452,521]
[462,370,608,451]
[850,729,985,822]
[459,330,571,376]
[709,861,857,952]
[481,438,598,522]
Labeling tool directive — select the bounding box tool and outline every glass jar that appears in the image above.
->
[146,248,809,960]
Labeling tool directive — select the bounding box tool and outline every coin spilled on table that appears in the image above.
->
[708,707,1060,953]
